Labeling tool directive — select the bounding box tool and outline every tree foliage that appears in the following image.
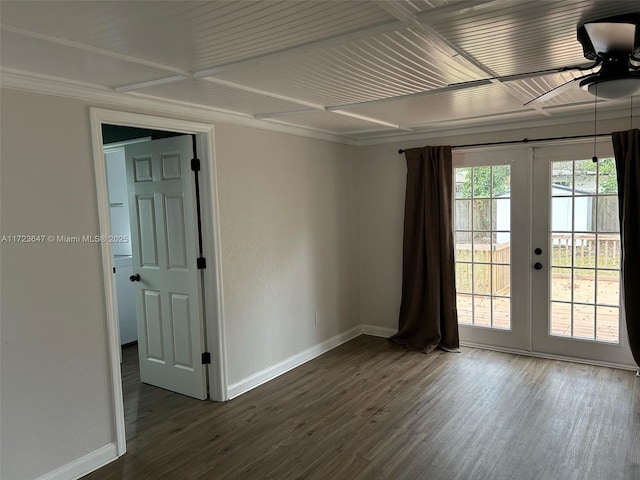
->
[572,158,617,194]
[460,165,510,198]
[598,158,617,194]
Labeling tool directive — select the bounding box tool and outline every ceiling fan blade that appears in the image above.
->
[524,73,594,105]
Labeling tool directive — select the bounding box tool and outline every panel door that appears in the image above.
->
[125,135,207,399]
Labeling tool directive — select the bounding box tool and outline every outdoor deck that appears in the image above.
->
[457,275,620,342]
[455,235,621,343]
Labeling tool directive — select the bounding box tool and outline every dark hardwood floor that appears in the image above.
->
[84,336,640,480]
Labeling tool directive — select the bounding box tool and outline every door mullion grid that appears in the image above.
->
[570,161,576,337]
[594,161,600,339]
[489,167,494,328]
[471,169,475,325]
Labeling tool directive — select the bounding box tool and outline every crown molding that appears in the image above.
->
[353,103,640,146]
[0,68,358,146]
[3,68,638,149]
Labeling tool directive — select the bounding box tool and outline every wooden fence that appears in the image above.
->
[455,242,510,294]
[456,234,620,295]
[551,234,620,269]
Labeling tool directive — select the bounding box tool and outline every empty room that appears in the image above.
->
[1,1,640,479]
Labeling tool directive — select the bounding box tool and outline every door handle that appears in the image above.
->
[533,262,543,270]
[129,274,141,282]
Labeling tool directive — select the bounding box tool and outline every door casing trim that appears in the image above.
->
[89,108,228,456]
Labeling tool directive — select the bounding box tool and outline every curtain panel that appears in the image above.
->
[389,146,459,352]
[612,129,640,368]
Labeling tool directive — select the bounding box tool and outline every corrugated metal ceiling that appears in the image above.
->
[209,27,483,106]
[0,1,394,71]
[428,0,640,77]
[341,83,530,128]
[1,0,638,141]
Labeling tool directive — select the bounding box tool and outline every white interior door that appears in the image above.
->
[125,135,207,399]
[453,147,531,351]
[531,142,635,367]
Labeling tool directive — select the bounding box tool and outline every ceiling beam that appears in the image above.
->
[0,24,192,78]
[200,77,326,111]
[374,0,552,117]
[398,109,543,131]
[327,80,494,111]
[254,109,322,119]
[330,110,400,129]
[115,76,189,93]
[255,106,401,130]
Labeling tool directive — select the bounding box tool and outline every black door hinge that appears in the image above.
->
[191,158,201,172]
[197,257,207,269]
[201,352,211,364]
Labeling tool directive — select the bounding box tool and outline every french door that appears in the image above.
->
[454,141,635,367]
[454,147,530,351]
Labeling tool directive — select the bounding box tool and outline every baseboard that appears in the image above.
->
[361,324,396,338]
[460,341,638,372]
[36,443,117,480]
[227,325,363,399]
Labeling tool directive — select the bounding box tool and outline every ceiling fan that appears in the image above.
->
[525,13,640,105]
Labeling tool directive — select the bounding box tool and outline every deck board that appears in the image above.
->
[457,275,620,342]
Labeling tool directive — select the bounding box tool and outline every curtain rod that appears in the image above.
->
[397,132,614,154]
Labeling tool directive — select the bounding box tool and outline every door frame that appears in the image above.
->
[89,108,228,456]
[453,138,636,371]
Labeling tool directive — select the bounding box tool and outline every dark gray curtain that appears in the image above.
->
[612,129,640,368]
[389,146,459,352]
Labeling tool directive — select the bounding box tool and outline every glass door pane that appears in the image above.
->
[549,158,621,343]
[531,143,634,367]
[453,148,530,351]
[454,165,511,330]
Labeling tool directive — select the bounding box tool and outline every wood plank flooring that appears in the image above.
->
[84,336,640,480]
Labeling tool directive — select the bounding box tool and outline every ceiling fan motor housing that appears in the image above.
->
[577,13,640,60]
[576,13,640,100]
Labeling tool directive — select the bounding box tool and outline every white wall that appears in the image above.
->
[214,124,360,384]
[0,88,359,479]
[355,142,406,331]
[1,90,114,480]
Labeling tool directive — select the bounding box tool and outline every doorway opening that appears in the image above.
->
[90,109,227,457]
[103,125,201,444]
[103,125,182,351]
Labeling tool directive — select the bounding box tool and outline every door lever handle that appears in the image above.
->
[129,273,141,282]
